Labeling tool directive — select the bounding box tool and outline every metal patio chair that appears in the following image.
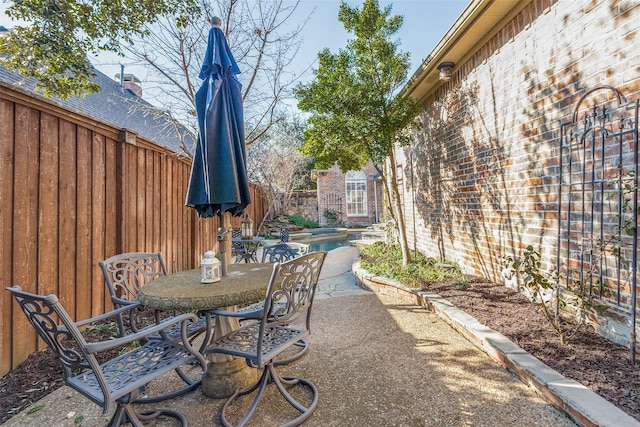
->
[99,252,212,351]
[279,227,290,243]
[6,285,207,426]
[231,228,247,263]
[206,251,327,427]
[260,242,310,263]
[217,242,313,366]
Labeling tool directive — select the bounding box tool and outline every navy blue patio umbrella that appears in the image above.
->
[186,18,251,219]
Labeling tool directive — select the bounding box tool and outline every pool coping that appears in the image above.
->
[290,229,351,243]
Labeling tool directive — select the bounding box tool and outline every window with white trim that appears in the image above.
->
[345,170,367,216]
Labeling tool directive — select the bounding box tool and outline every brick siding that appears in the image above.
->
[315,162,383,227]
[398,0,640,345]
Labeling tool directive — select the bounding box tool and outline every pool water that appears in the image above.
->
[309,238,352,252]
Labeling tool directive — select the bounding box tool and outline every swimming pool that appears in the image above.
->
[309,238,352,252]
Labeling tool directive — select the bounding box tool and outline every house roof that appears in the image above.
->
[0,64,195,154]
[401,0,525,102]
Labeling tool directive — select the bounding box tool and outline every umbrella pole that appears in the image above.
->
[218,212,233,277]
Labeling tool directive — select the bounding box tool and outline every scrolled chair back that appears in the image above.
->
[7,286,98,381]
[99,252,167,303]
[261,242,311,263]
[258,252,326,355]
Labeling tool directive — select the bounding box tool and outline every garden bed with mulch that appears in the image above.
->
[420,277,640,421]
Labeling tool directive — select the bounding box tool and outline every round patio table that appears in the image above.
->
[137,263,273,399]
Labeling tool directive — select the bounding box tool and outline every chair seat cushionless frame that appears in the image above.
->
[206,251,326,427]
[7,286,207,426]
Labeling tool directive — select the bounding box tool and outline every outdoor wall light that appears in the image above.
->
[201,250,221,283]
[437,62,455,81]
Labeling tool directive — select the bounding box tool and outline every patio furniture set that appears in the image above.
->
[6,241,325,427]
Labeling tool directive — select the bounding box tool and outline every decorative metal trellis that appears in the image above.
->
[558,85,639,360]
[320,193,343,225]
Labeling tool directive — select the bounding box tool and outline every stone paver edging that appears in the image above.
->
[352,261,640,427]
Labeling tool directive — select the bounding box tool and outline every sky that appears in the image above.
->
[0,0,469,108]
[283,0,468,77]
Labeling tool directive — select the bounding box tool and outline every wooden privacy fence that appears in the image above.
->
[0,87,267,375]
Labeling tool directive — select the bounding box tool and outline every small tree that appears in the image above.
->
[294,0,419,265]
[247,115,311,227]
[509,245,611,346]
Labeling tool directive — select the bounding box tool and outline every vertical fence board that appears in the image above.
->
[37,112,59,348]
[183,163,191,269]
[75,127,92,321]
[153,151,161,252]
[166,154,172,268]
[0,98,15,374]
[91,132,107,315]
[103,138,117,310]
[144,149,153,250]
[178,161,185,269]
[118,142,128,252]
[58,120,77,316]
[124,143,136,252]
[165,158,174,271]
[160,154,169,270]
[137,148,146,250]
[153,151,160,251]
[11,104,39,366]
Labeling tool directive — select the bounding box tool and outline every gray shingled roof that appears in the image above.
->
[0,65,195,154]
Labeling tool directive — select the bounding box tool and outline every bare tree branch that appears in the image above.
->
[115,0,309,152]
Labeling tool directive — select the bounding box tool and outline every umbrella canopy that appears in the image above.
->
[186,20,251,218]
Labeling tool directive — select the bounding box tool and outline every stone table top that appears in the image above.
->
[137,263,273,311]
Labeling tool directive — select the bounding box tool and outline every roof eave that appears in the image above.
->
[401,0,527,102]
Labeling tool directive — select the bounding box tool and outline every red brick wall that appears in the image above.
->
[398,0,640,345]
[316,162,383,227]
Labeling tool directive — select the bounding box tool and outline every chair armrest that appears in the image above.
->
[111,296,138,308]
[73,302,145,328]
[84,312,199,354]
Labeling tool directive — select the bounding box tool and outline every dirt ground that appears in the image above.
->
[2,279,640,424]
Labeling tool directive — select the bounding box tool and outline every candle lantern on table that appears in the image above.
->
[201,251,221,283]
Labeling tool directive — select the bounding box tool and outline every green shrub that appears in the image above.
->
[288,215,320,228]
[360,242,461,287]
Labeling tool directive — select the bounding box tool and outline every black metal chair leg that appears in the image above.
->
[136,363,202,404]
[106,404,188,427]
[273,339,308,366]
[221,364,318,427]
[137,408,188,425]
